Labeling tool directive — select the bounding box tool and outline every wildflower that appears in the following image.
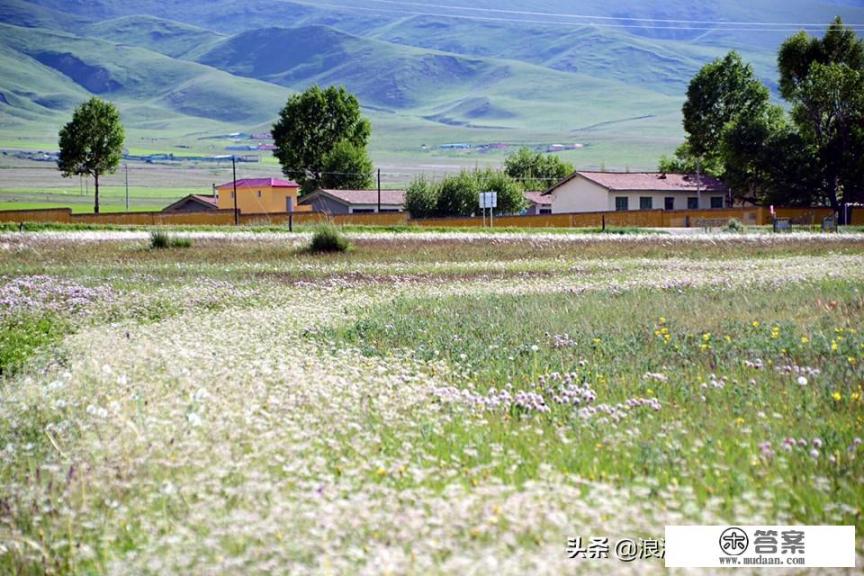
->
[800,336,810,344]
[809,448,819,459]
[832,391,842,401]
[797,376,808,386]
[812,438,823,449]
[752,321,761,328]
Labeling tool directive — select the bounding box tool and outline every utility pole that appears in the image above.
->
[377,168,381,213]
[696,158,702,209]
[232,155,239,226]
[124,163,129,211]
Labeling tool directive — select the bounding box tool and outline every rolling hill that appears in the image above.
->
[1,0,863,169]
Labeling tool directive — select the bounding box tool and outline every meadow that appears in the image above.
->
[0,229,863,574]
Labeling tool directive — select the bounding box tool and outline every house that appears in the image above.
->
[300,189,406,214]
[523,192,553,215]
[544,172,729,214]
[162,194,219,213]
[215,178,303,214]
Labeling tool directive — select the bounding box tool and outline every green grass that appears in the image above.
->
[322,280,864,521]
[0,312,69,376]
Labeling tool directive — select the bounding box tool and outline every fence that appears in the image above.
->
[0,206,849,229]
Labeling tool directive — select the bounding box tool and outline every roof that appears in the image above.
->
[300,189,406,206]
[545,172,727,194]
[524,191,552,206]
[162,194,218,212]
[216,178,299,189]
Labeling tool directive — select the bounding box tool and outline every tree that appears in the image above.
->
[405,175,440,218]
[320,141,373,190]
[57,97,125,214]
[271,85,372,194]
[436,171,480,217]
[475,168,525,214]
[779,18,864,211]
[680,51,770,167]
[504,147,573,191]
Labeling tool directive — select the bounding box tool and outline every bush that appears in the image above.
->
[405,175,440,218]
[309,224,350,253]
[150,230,192,249]
[727,218,744,232]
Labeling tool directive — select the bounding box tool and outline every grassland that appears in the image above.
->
[0,229,863,573]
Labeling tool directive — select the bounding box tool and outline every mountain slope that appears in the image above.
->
[84,15,225,59]
[0,23,292,126]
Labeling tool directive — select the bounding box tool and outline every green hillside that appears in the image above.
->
[2,0,862,172]
[85,15,225,59]
[0,23,291,126]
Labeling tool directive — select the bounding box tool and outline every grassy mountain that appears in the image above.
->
[2,0,863,170]
[0,22,290,127]
[85,16,225,59]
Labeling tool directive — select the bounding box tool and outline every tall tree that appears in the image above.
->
[271,85,372,194]
[57,97,125,214]
[680,51,770,169]
[779,18,864,211]
[503,147,573,191]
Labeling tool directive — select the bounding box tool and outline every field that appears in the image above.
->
[1,229,864,574]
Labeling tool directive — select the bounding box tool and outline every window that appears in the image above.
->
[710,196,724,209]
[664,197,675,211]
[540,208,552,215]
[687,197,698,210]
[351,208,375,214]
[615,197,629,211]
[639,197,653,210]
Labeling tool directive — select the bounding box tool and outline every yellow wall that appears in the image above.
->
[0,206,850,229]
[216,184,301,214]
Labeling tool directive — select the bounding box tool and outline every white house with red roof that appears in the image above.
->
[544,172,729,214]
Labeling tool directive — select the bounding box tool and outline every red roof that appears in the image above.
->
[304,189,406,206]
[217,178,299,189]
[547,172,727,194]
[192,195,218,206]
[524,191,552,206]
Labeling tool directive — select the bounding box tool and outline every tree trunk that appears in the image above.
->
[94,172,100,214]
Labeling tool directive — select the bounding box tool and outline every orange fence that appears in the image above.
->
[0,206,853,229]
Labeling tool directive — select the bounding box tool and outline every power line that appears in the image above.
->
[293,0,864,31]
[342,0,864,28]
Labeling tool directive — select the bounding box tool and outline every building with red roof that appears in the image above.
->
[300,189,406,214]
[544,171,729,214]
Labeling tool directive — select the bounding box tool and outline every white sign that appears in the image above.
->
[666,525,855,568]
[479,191,498,209]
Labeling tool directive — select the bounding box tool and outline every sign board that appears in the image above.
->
[822,216,836,232]
[479,191,498,209]
[773,218,791,232]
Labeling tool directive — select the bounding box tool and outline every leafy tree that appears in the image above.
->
[779,18,864,211]
[680,51,770,167]
[475,168,526,214]
[436,171,480,217]
[504,147,573,190]
[405,175,440,218]
[721,106,819,206]
[320,141,373,190]
[57,97,125,214]
[271,85,372,194]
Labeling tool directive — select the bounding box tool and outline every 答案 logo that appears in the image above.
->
[719,527,749,556]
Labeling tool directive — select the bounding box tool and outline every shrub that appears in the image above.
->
[405,175,440,218]
[150,230,192,249]
[309,224,350,253]
[727,218,744,232]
